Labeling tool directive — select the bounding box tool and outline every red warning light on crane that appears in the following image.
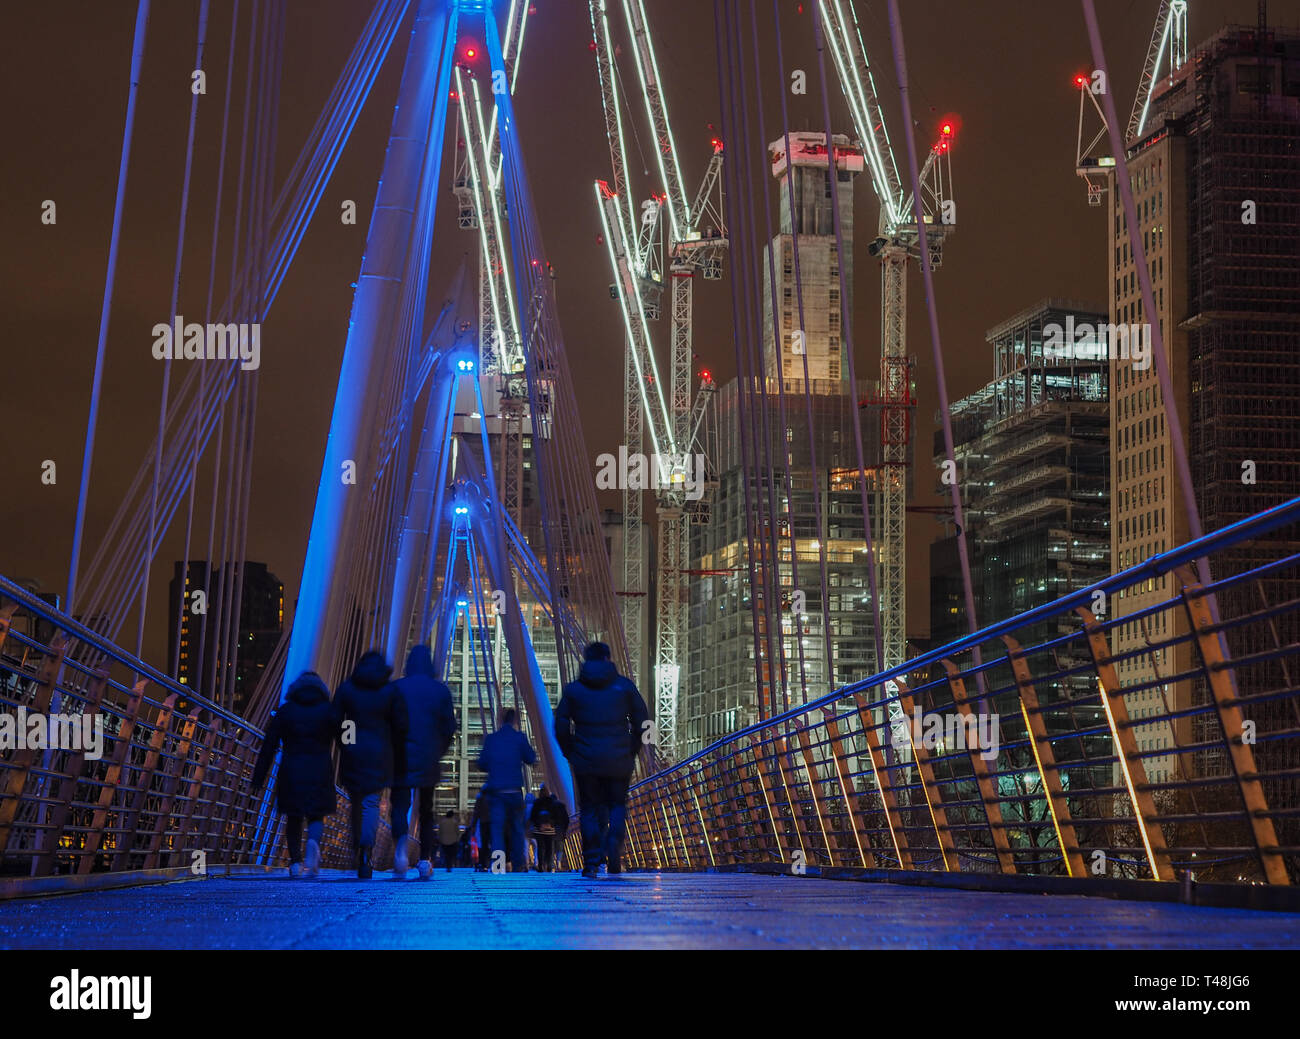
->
[940,122,953,136]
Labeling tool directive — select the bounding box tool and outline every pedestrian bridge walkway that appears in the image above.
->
[1,870,1298,950]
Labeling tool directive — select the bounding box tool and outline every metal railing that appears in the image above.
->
[0,576,389,877]
[626,497,1300,886]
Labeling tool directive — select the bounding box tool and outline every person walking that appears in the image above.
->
[250,671,339,879]
[552,794,571,870]
[472,789,490,871]
[390,644,457,880]
[477,707,536,872]
[555,642,649,879]
[528,784,561,872]
[437,811,461,872]
[334,650,408,879]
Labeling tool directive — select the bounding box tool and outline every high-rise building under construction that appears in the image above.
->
[683,132,894,758]
[1108,22,1300,836]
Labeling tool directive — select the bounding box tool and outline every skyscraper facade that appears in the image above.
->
[168,560,284,714]
[683,131,884,759]
[1107,23,1300,856]
[930,299,1111,653]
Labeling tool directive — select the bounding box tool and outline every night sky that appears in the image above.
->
[1,0,1279,666]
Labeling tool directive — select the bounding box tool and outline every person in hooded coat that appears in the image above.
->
[528,783,561,872]
[477,707,537,872]
[251,671,339,878]
[333,650,409,879]
[389,643,457,879]
[555,641,649,878]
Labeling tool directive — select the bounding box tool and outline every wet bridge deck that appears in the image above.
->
[2,870,1298,950]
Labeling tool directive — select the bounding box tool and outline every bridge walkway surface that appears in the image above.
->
[2,871,1298,951]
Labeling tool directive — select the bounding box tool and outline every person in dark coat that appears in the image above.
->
[552,795,571,868]
[477,707,536,872]
[471,790,490,871]
[437,811,461,872]
[334,650,408,879]
[528,784,561,872]
[251,671,339,878]
[389,644,457,880]
[555,641,649,878]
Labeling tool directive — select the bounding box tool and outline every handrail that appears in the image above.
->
[0,573,258,734]
[640,495,1300,785]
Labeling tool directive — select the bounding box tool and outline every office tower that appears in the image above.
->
[168,561,283,714]
[1109,23,1300,808]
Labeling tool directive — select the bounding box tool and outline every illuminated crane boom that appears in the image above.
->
[588,0,726,757]
[820,0,955,692]
[1128,0,1188,144]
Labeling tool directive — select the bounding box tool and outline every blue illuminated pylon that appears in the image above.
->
[285,0,573,806]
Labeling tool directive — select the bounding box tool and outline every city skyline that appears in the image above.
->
[5,0,1283,671]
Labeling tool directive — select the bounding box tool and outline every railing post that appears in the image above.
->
[795,724,838,867]
[701,759,732,864]
[633,785,659,868]
[202,724,241,863]
[822,708,875,867]
[772,732,815,865]
[0,635,67,862]
[1005,634,1092,878]
[892,680,957,871]
[0,603,20,655]
[144,707,199,869]
[174,717,216,859]
[1175,567,1289,886]
[624,791,647,868]
[943,660,1016,874]
[746,734,787,864]
[229,730,266,862]
[642,780,667,868]
[32,664,110,876]
[111,690,176,872]
[735,745,771,863]
[683,764,715,867]
[1071,613,1173,880]
[666,773,694,868]
[851,690,912,868]
[78,680,145,874]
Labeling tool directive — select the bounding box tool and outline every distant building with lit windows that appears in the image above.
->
[930,299,1111,653]
[167,561,283,714]
[1108,21,1300,814]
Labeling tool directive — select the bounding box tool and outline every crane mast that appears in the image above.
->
[451,0,532,522]
[1076,2,1190,206]
[820,0,955,696]
[589,0,726,757]
[1129,1,1188,144]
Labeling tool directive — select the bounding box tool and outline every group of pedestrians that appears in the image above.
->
[252,638,648,882]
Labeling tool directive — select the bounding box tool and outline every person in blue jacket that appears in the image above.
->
[390,644,457,879]
[251,671,339,878]
[477,707,536,872]
[555,642,649,878]
[334,650,408,879]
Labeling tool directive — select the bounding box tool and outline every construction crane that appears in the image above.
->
[451,0,531,520]
[588,0,726,757]
[1075,1,1187,204]
[820,0,955,694]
